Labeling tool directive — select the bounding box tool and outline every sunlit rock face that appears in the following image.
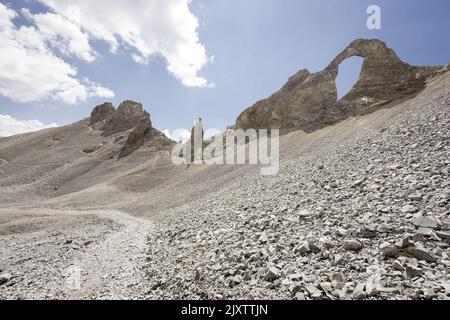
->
[236,39,445,133]
[89,100,174,158]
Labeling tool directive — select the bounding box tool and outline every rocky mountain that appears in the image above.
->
[0,100,174,206]
[0,39,448,300]
[236,39,446,133]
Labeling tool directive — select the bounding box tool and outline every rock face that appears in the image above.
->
[89,100,171,158]
[102,100,151,137]
[236,39,445,133]
[118,114,153,158]
[90,102,115,125]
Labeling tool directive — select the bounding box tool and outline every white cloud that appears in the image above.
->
[0,3,114,105]
[163,128,222,143]
[163,128,191,143]
[38,0,213,88]
[0,114,58,137]
[23,8,97,63]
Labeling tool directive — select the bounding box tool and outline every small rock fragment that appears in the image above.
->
[413,216,440,229]
[352,283,367,300]
[380,242,398,259]
[407,246,437,263]
[402,205,418,214]
[343,239,364,252]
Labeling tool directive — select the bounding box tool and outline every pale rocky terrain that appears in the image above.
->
[0,39,448,300]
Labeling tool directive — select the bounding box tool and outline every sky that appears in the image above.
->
[0,0,449,139]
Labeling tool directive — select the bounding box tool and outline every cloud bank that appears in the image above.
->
[38,0,212,88]
[0,3,114,105]
[0,1,211,106]
[0,114,58,137]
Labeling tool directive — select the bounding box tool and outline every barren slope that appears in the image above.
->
[0,71,448,300]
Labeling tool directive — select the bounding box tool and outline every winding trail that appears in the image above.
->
[66,210,154,300]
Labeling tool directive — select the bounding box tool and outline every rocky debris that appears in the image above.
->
[83,144,102,154]
[353,283,367,300]
[357,227,377,239]
[0,273,11,286]
[0,211,152,300]
[144,71,449,300]
[236,39,443,133]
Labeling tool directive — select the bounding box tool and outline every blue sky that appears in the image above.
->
[0,0,449,137]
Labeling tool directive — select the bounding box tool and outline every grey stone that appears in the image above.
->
[380,242,398,259]
[343,239,364,252]
[336,228,348,237]
[264,267,280,282]
[352,283,367,300]
[308,242,321,253]
[296,242,310,255]
[437,231,450,243]
[0,273,11,286]
[407,246,437,263]
[304,284,322,299]
[331,272,345,283]
[294,292,306,300]
[357,227,377,239]
[258,232,269,243]
[417,227,435,236]
[402,205,418,214]
[392,261,405,272]
[412,216,440,229]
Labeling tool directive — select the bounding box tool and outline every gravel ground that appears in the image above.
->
[0,210,154,300]
[144,74,450,300]
[0,73,448,300]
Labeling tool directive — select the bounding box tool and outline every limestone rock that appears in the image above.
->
[407,245,437,263]
[102,100,150,137]
[413,216,440,229]
[0,273,11,286]
[343,239,364,252]
[90,102,115,125]
[236,39,443,133]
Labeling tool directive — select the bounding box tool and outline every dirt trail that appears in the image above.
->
[65,210,154,299]
[0,209,154,300]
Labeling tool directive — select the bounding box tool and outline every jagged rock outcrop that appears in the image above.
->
[102,100,151,137]
[89,100,173,158]
[118,114,153,158]
[236,39,446,133]
[90,102,115,126]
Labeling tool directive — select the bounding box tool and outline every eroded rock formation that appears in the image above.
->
[89,100,173,158]
[236,39,446,133]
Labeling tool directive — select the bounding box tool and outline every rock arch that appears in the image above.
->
[236,39,444,133]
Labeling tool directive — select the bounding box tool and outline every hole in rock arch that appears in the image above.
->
[336,56,364,100]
